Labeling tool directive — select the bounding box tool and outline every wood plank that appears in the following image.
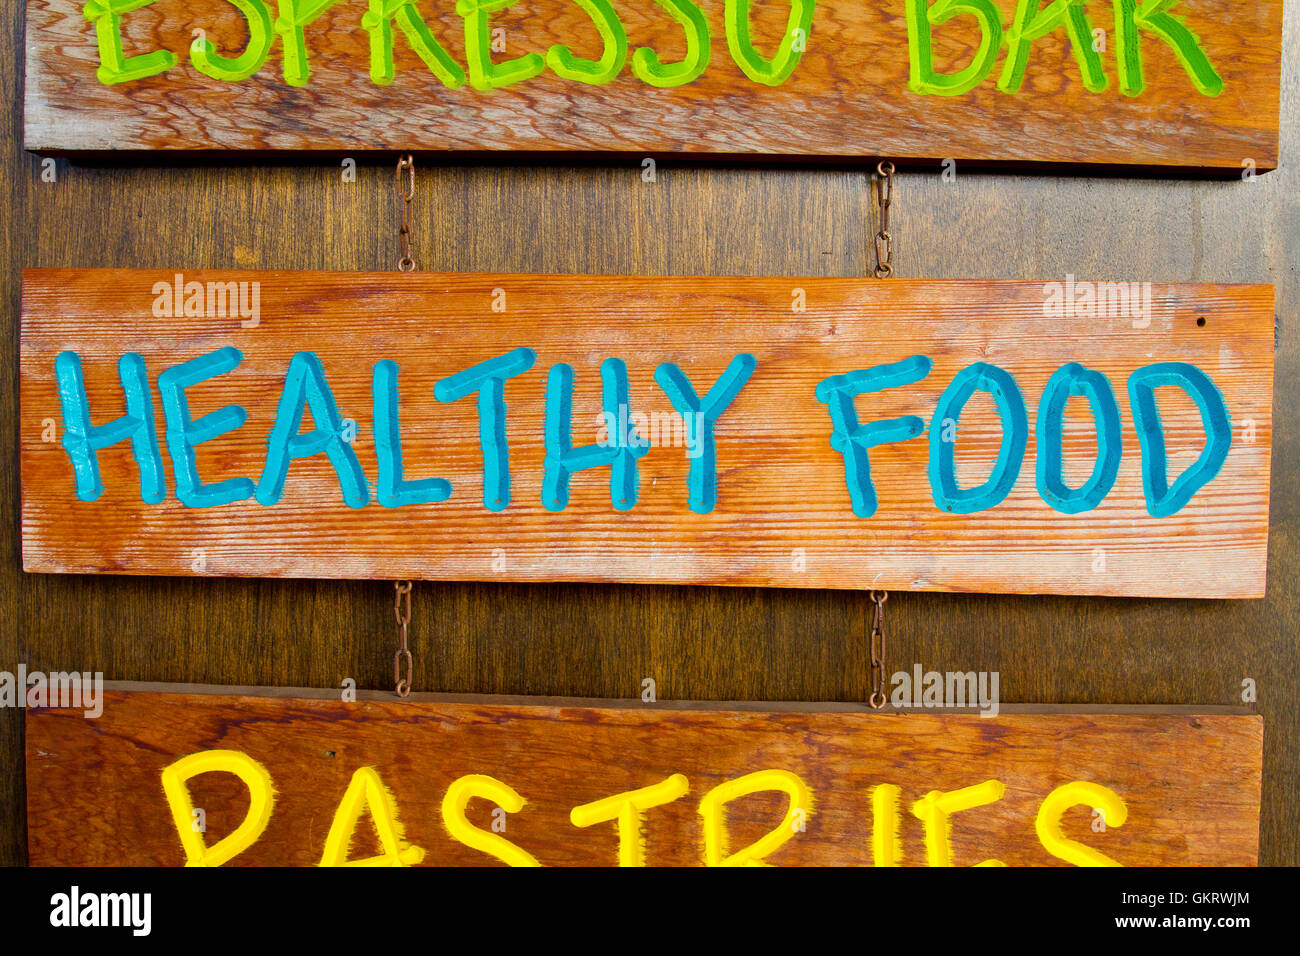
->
[23,0,1282,170]
[84,679,1265,714]
[19,269,1274,597]
[23,684,1262,866]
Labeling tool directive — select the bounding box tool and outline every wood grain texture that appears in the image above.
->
[4,3,1299,869]
[22,0,1282,170]
[23,685,1263,866]
[19,269,1274,597]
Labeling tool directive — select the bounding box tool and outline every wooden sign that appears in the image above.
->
[25,684,1262,866]
[24,0,1281,171]
[20,269,1273,597]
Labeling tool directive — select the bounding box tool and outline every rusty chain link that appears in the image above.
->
[393,580,413,697]
[868,589,888,709]
[397,153,416,272]
[873,160,895,278]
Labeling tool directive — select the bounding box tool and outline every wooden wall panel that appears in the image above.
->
[2,1,1297,869]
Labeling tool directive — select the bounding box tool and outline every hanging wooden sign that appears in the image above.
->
[20,269,1274,597]
[24,685,1261,866]
[24,0,1281,171]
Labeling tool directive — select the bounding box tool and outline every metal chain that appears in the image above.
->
[868,589,888,709]
[390,154,417,695]
[873,161,895,278]
[867,161,894,705]
[393,580,413,697]
[397,153,416,272]
[393,153,416,696]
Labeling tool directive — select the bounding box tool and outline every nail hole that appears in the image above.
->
[325,750,336,758]
[1196,316,1207,327]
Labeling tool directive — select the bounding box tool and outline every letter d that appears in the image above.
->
[161,749,275,866]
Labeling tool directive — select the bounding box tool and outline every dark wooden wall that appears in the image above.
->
[2,5,1296,865]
